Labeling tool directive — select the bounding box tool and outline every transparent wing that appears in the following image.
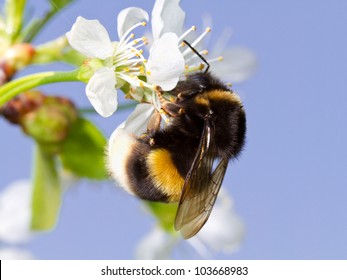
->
[174,119,229,239]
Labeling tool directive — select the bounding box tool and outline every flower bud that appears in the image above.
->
[1,44,36,79]
[1,91,78,148]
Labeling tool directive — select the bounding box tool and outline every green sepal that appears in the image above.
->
[60,117,108,180]
[31,144,62,230]
[145,201,179,234]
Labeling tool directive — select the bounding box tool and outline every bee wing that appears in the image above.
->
[174,119,229,239]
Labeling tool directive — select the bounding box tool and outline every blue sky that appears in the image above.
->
[1,0,347,259]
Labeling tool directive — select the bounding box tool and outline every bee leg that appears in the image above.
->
[155,86,184,117]
[147,110,162,133]
[161,102,184,117]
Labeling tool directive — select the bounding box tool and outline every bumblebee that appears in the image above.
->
[108,43,246,239]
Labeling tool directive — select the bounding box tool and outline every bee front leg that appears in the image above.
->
[155,86,184,117]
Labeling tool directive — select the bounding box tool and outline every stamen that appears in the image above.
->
[119,21,146,44]
[178,25,197,42]
[184,49,209,64]
[207,56,223,63]
[182,27,212,56]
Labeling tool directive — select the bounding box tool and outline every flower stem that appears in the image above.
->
[0,70,81,106]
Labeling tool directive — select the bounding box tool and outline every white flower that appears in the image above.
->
[151,0,186,41]
[135,226,178,260]
[66,8,184,117]
[147,33,184,90]
[0,248,35,260]
[188,189,245,256]
[151,0,256,81]
[205,26,257,83]
[0,180,33,244]
[135,190,245,259]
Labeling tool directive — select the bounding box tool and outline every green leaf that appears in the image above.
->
[31,144,62,230]
[145,201,179,234]
[60,117,108,180]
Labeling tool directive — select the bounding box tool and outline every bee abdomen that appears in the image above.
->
[146,148,185,202]
[107,128,184,202]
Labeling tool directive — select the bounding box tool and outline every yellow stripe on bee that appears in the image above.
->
[194,95,210,106]
[147,149,184,202]
[205,90,242,104]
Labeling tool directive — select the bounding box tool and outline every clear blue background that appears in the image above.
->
[1,0,347,259]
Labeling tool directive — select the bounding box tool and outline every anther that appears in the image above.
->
[141,21,147,26]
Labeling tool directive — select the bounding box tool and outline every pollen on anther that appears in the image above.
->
[130,33,135,38]
[192,25,197,31]
[141,21,147,26]
[181,42,186,47]
[206,27,212,33]
[199,63,205,70]
[218,56,223,61]
[185,65,189,69]
[202,50,209,55]
[147,71,151,75]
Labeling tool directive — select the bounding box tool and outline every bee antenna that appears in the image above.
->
[182,40,210,73]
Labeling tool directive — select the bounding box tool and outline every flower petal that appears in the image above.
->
[0,248,35,260]
[0,180,33,244]
[86,67,118,117]
[117,7,149,39]
[147,32,184,90]
[151,0,185,40]
[123,103,155,136]
[135,226,177,259]
[194,190,245,254]
[66,16,113,59]
[213,47,257,83]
